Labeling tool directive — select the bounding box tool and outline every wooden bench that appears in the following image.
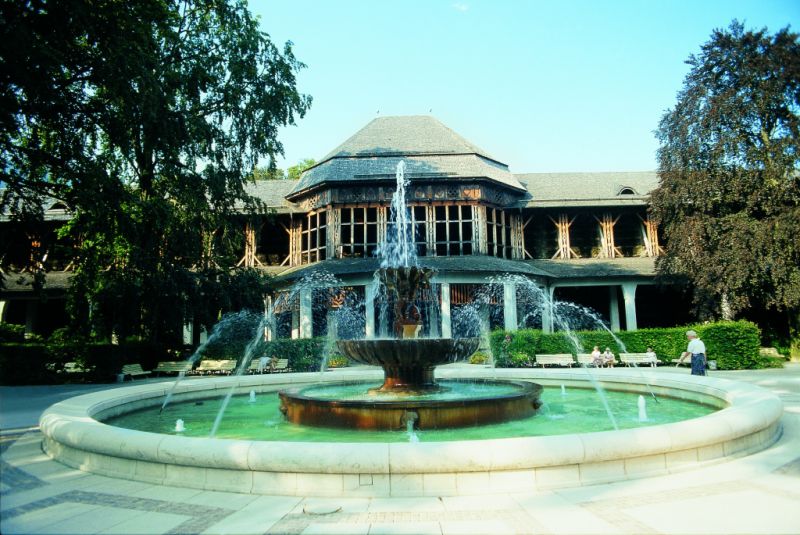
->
[154,361,193,376]
[248,358,275,374]
[534,354,575,368]
[272,358,290,373]
[121,363,152,380]
[671,358,690,366]
[195,359,237,375]
[620,353,662,367]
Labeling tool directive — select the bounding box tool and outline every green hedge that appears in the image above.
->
[0,341,183,385]
[490,320,767,370]
[259,337,326,373]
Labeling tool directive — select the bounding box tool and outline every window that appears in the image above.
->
[617,186,637,195]
[300,210,326,263]
[432,205,473,256]
[340,207,381,258]
[412,206,428,256]
[486,208,512,258]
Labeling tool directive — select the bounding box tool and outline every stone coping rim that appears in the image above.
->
[39,368,783,475]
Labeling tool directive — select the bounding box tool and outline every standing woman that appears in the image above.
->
[679,330,706,376]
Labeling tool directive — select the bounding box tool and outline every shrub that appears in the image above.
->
[260,337,326,372]
[326,354,349,368]
[489,320,770,370]
[468,351,489,365]
[508,351,533,367]
[0,323,26,343]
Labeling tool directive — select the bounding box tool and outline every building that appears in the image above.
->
[0,116,692,339]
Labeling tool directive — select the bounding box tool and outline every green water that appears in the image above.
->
[104,385,717,443]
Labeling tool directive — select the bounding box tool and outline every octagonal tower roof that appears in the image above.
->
[287,116,526,200]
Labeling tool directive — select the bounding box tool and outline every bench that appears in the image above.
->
[534,354,575,368]
[121,363,152,380]
[576,353,619,367]
[195,359,237,375]
[248,358,275,374]
[620,353,662,367]
[671,358,690,366]
[154,361,193,376]
[272,358,290,373]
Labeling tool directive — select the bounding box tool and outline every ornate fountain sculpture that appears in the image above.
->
[279,161,542,430]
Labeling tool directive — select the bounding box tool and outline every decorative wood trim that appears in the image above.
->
[595,213,622,258]
[550,214,580,259]
[236,222,263,268]
[638,215,664,257]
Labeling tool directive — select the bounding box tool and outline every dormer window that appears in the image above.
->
[617,187,637,195]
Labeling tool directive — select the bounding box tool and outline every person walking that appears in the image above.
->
[678,330,706,376]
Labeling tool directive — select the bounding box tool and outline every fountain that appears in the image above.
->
[37,159,783,498]
[278,162,542,430]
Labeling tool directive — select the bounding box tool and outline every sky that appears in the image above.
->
[252,0,799,174]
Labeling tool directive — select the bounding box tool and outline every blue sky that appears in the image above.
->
[252,0,799,173]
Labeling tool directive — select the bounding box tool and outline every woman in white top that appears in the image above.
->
[590,346,602,367]
[679,330,706,376]
[601,347,615,368]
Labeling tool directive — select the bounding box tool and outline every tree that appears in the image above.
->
[650,21,800,357]
[0,0,311,342]
[287,158,316,181]
[252,166,286,180]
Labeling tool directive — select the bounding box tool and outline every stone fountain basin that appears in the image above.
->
[40,368,783,497]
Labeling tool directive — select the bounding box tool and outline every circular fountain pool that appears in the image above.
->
[40,368,783,497]
[105,382,713,441]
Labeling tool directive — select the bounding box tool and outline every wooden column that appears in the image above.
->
[522,216,534,259]
[426,206,436,255]
[596,213,622,258]
[474,206,488,255]
[288,219,302,266]
[510,213,525,259]
[327,207,339,259]
[236,222,262,268]
[550,214,579,259]
[639,216,663,257]
[377,206,388,252]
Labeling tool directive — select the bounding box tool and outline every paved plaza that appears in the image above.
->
[2,365,799,535]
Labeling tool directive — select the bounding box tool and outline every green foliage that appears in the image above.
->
[326,354,349,368]
[696,321,761,370]
[287,159,316,181]
[0,323,26,343]
[0,340,181,385]
[468,351,489,365]
[0,0,310,343]
[490,320,768,370]
[650,20,800,356]
[259,338,326,372]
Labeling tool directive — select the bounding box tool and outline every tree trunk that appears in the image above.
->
[789,309,800,362]
[720,294,735,321]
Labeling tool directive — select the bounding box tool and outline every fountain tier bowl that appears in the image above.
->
[279,379,543,431]
[336,338,480,392]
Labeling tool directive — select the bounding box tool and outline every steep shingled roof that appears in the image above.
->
[289,116,525,197]
[516,171,659,207]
